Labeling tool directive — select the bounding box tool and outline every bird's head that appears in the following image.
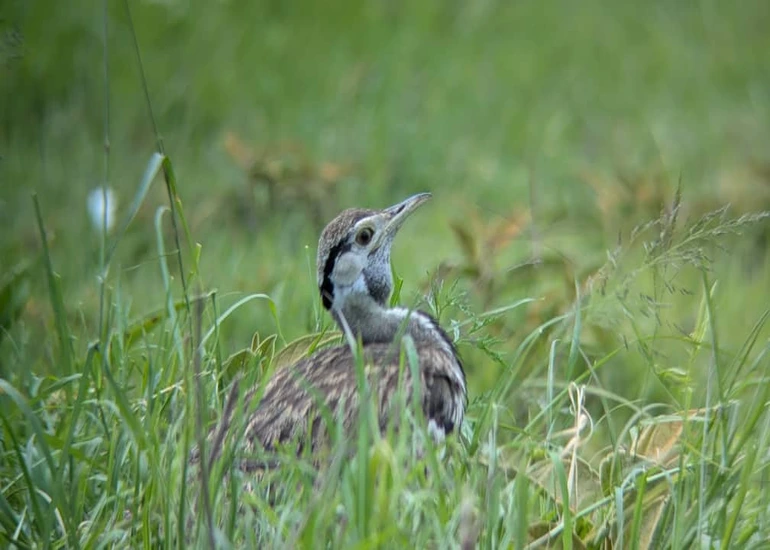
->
[317,193,431,316]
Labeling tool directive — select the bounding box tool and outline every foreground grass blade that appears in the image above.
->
[106,152,164,265]
[32,195,73,381]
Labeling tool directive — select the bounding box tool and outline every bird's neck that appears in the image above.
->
[332,294,442,347]
[332,293,467,404]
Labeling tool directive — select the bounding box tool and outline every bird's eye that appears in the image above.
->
[355,227,374,246]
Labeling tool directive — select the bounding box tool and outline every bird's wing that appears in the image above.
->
[209,342,462,468]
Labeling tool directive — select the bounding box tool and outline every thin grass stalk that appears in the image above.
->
[191,295,216,548]
[32,196,73,387]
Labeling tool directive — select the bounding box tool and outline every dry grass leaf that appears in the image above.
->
[527,521,589,549]
[220,131,352,226]
[717,164,770,213]
[527,457,603,513]
[450,220,479,267]
[630,418,684,467]
[579,168,630,220]
[318,161,348,183]
[224,131,257,170]
[630,408,708,467]
[632,493,669,550]
[446,205,532,307]
[579,167,671,232]
[485,210,530,255]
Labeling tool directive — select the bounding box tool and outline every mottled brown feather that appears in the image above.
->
[205,336,464,470]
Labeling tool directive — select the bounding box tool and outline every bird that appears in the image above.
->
[203,192,467,471]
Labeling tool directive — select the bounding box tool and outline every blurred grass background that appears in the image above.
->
[1,0,770,544]
[4,0,769,381]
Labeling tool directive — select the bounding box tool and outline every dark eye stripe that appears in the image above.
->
[319,241,351,309]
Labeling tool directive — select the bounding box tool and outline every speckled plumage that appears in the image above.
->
[196,193,467,471]
[206,330,463,470]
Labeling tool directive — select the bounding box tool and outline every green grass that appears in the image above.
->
[2,0,770,547]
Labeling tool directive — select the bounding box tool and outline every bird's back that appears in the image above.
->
[209,335,464,470]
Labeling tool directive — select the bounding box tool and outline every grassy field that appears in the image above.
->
[2,0,770,547]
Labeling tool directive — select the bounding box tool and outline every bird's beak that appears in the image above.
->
[374,192,432,249]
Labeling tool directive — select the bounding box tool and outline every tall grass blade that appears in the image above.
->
[105,153,163,264]
[32,195,73,381]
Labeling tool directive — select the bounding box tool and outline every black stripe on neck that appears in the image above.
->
[320,241,351,309]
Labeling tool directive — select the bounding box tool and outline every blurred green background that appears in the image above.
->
[2,0,769,409]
